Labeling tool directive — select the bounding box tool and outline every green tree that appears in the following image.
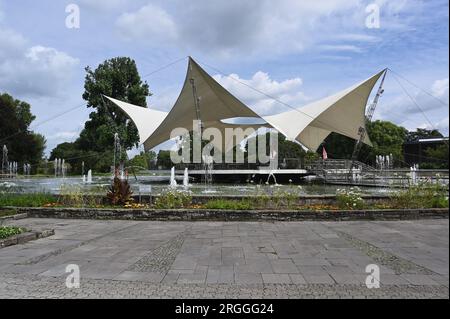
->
[321,133,355,159]
[77,57,151,172]
[242,132,306,168]
[49,142,86,175]
[128,151,156,170]
[156,150,173,169]
[323,120,408,166]
[0,93,46,171]
[422,144,449,169]
[406,128,443,142]
[361,120,408,166]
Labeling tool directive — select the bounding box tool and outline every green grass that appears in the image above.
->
[0,226,25,239]
[0,193,57,208]
[204,199,254,210]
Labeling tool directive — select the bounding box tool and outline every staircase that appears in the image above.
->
[305,159,377,184]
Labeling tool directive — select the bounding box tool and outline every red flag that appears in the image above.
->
[322,146,328,160]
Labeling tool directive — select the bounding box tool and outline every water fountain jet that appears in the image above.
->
[87,169,92,184]
[170,167,177,188]
[183,168,189,188]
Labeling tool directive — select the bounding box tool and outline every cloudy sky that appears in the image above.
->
[0,0,448,155]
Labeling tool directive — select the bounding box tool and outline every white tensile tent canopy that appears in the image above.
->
[105,57,385,153]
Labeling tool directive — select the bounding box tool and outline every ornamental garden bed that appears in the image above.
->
[1,183,448,221]
[0,226,54,249]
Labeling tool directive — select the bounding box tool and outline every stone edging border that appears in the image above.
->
[11,207,450,222]
[0,213,28,223]
[0,229,55,249]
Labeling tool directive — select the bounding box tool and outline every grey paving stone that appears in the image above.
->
[235,273,263,284]
[293,257,331,266]
[270,260,299,274]
[329,274,363,285]
[289,274,307,284]
[379,274,410,286]
[161,273,179,283]
[303,274,336,284]
[115,271,164,283]
[0,218,448,299]
[400,274,441,286]
[177,273,206,284]
[262,274,292,284]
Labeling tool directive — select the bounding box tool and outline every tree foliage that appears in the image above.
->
[50,57,151,173]
[156,150,173,169]
[79,57,150,152]
[406,128,443,142]
[323,120,408,166]
[0,93,46,170]
[422,144,449,169]
[128,151,156,170]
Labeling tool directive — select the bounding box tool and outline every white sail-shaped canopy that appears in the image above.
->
[263,70,385,150]
[103,96,168,143]
[106,57,385,153]
[141,58,270,152]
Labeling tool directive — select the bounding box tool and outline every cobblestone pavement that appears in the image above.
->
[0,218,448,299]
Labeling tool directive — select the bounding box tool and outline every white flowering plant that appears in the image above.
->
[336,187,365,210]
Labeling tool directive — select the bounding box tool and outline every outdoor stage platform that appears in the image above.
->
[180,169,309,184]
[141,169,310,184]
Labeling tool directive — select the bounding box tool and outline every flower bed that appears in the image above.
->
[0,226,24,239]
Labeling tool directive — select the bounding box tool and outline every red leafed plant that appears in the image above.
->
[107,171,133,206]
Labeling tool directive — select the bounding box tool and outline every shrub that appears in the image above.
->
[107,177,134,206]
[336,187,365,210]
[58,184,84,207]
[0,226,24,239]
[58,184,104,207]
[390,181,449,209]
[154,190,192,209]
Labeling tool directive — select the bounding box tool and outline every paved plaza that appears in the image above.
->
[0,218,448,299]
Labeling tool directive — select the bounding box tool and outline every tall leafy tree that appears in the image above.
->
[79,57,150,152]
[323,120,408,166]
[0,93,46,171]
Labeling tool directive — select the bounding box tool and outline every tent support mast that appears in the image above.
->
[349,69,387,172]
[189,77,204,165]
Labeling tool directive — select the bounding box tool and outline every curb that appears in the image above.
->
[0,229,55,249]
[0,213,28,223]
[13,207,449,222]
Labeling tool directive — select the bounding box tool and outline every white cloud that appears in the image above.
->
[148,87,180,112]
[318,44,363,53]
[113,0,390,57]
[213,71,307,115]
[0,29,27,60]
[414,117,449,135]
[377,77,449,135]
[116,4,177,42]
[0,29,79,98]
[433,117,449,134]
[79,0,127,11]
[334,33,381,42]
[432,78,449,98]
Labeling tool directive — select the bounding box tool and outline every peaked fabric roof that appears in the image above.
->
[106,57,385,153]
[104,96,167,143]
[263,70,385,150]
